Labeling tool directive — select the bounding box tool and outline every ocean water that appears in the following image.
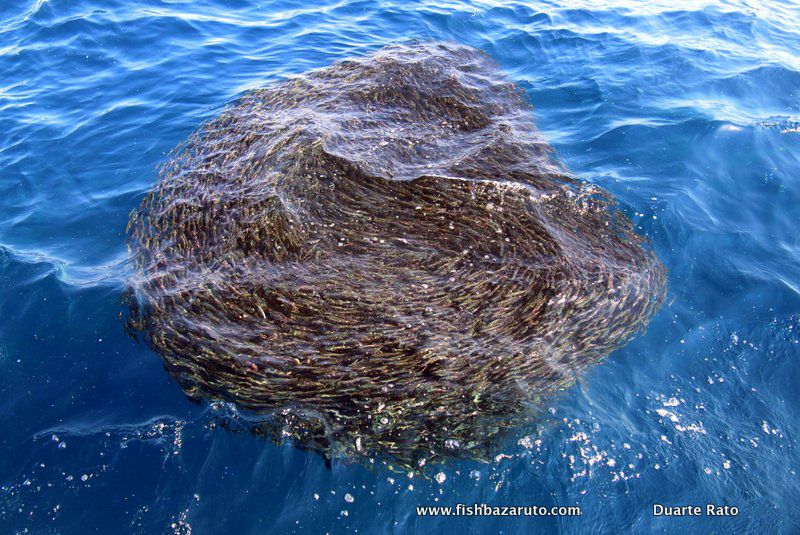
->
[1,0,799,533]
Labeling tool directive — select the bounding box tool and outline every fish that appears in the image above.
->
[125,41,666,467]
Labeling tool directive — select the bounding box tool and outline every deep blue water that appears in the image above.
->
[2,0,799,533]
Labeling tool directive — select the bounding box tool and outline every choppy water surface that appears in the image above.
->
[1,0,799,533]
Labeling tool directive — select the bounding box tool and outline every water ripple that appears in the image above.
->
[1,0,799,532]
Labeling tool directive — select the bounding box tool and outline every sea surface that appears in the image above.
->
[1,0,799,533]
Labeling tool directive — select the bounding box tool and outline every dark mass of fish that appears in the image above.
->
[126,42,667,466]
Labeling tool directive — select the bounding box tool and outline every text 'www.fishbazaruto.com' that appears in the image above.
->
[416,504,582,517]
